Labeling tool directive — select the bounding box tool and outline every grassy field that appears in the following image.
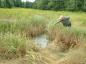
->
[0,8,86,64]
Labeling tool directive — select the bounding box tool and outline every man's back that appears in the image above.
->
[58,16,71,27]
[61,16,71,27]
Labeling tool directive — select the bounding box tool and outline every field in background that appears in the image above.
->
[0,8,86,64]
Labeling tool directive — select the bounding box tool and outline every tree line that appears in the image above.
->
[33,0,86,11]
[0,0,86,11]
[0,0,32,8]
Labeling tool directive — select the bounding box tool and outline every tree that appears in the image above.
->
[15,0,22,7]
[48,1,55,10]
[77,0,84,10]
[0,0,85,11]
[35,0,49,10]
[26,1,33,8]
[0,0,6,8]
[48,0,65,10]
[21,1,24,8]
[0,0,1,7]
[65,0,84,11]
[82,0,86,11]
[65,0,77,11]
[34,0,65,10]
[6,0,14,8]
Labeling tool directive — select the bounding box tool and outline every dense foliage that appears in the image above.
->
[33,0,86,11]
[0,0,32,8]
[0,0,86,11]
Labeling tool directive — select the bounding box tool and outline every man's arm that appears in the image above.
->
[54,20,61,25]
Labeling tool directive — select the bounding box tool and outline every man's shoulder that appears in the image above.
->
[64,16,70,20]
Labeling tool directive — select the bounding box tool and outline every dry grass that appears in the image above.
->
[57,47,86,64]
[0,33,26,59]
[47,24,86,51]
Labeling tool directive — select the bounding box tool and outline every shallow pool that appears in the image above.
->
[33,35,49,48]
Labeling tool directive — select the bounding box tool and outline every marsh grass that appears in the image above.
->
[0,33,26,59]
[0,8,86,64]
[0,15,47,37]
[47,22,86,51]
[81,21,86,26]
[0,11,47,62]
[24,15,47,37]
[57,47,86,64]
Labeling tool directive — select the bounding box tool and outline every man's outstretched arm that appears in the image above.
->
[54,20,61,25]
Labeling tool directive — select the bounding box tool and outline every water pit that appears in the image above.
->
[33,35,49,48]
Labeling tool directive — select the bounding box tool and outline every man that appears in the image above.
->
[56,15,71,27]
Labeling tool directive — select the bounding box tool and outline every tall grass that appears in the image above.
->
[0,9,48,60]
[47,22,86,51]
[0,8,86,64]
[0,33,26,59]
[0,15,47,37]
[57,47,86,64]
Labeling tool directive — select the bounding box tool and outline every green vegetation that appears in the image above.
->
[0,0,86,11]
[0,0,33,8]
[0,8,86,64]
[33,0,86,11]
[0,33,26,59]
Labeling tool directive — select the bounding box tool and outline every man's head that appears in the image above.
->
[58,15,65,21]
[57,15,71,27]
[58,15,70,22]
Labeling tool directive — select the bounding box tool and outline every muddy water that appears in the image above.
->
[33,35,49,48]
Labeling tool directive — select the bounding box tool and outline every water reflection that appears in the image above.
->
[34,35,49,48]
